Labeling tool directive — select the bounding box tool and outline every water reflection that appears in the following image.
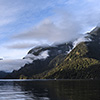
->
[0,80,100,100]
[0,81,35,100]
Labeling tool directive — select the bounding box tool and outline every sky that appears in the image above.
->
[0,0,100,71]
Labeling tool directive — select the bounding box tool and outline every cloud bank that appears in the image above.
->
[0,59,32,72]
[0,50,49,72]
[10,0,100,49]
[12,15,81,44]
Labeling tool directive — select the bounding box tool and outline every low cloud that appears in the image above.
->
[0,50,49,72]
[0,46,29,59]
[0,59,32,72]
[25,50,49,60]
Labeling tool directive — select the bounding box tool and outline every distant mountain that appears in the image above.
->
[5,27,100,79]
[0,71,8,78]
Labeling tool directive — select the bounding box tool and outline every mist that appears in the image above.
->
[0,59,32,72]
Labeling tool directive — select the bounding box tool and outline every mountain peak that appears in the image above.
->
[90,27,100,36]
[5,26,100,79]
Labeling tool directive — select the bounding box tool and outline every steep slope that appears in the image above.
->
[6,42,73,79]
[41,42,100,79]
[6,27,100,79]
[38,27,100,79]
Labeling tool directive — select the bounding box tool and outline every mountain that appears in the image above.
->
[6,42,73,79]
[0,71,8,78]
[5,27,100,79]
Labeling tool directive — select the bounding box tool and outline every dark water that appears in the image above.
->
[0,79,100,100]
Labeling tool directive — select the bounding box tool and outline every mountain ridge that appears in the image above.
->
[6,42,73,79]
[5,27,100,79]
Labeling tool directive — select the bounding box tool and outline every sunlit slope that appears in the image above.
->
[33,27,100,79]
[42,42,100,79]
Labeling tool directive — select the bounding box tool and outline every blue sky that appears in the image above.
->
[0,0,100,71]
[0,0,69,59]
[0,0,100,59]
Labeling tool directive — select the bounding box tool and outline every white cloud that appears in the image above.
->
[0,39,50,59]
[0,0,22,27]
[0,46,28,59]
[10,0,100,47]
[12,13,81,44]
[0,59,32,72]
[0,50,49,72]
[25,50,49,60]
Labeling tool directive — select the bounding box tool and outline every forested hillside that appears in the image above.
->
[6,27,100,79]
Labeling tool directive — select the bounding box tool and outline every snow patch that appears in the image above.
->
[66,46,72,54]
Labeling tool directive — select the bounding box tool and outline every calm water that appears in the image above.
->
[0,79,100,100]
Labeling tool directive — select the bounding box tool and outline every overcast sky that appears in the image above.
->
[0,0,100,71]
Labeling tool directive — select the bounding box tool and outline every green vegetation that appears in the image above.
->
[38,42,100,79]
[5,27,100,79]
[20,75,27,79]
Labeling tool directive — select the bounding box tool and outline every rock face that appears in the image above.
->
[6,27,100,79]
